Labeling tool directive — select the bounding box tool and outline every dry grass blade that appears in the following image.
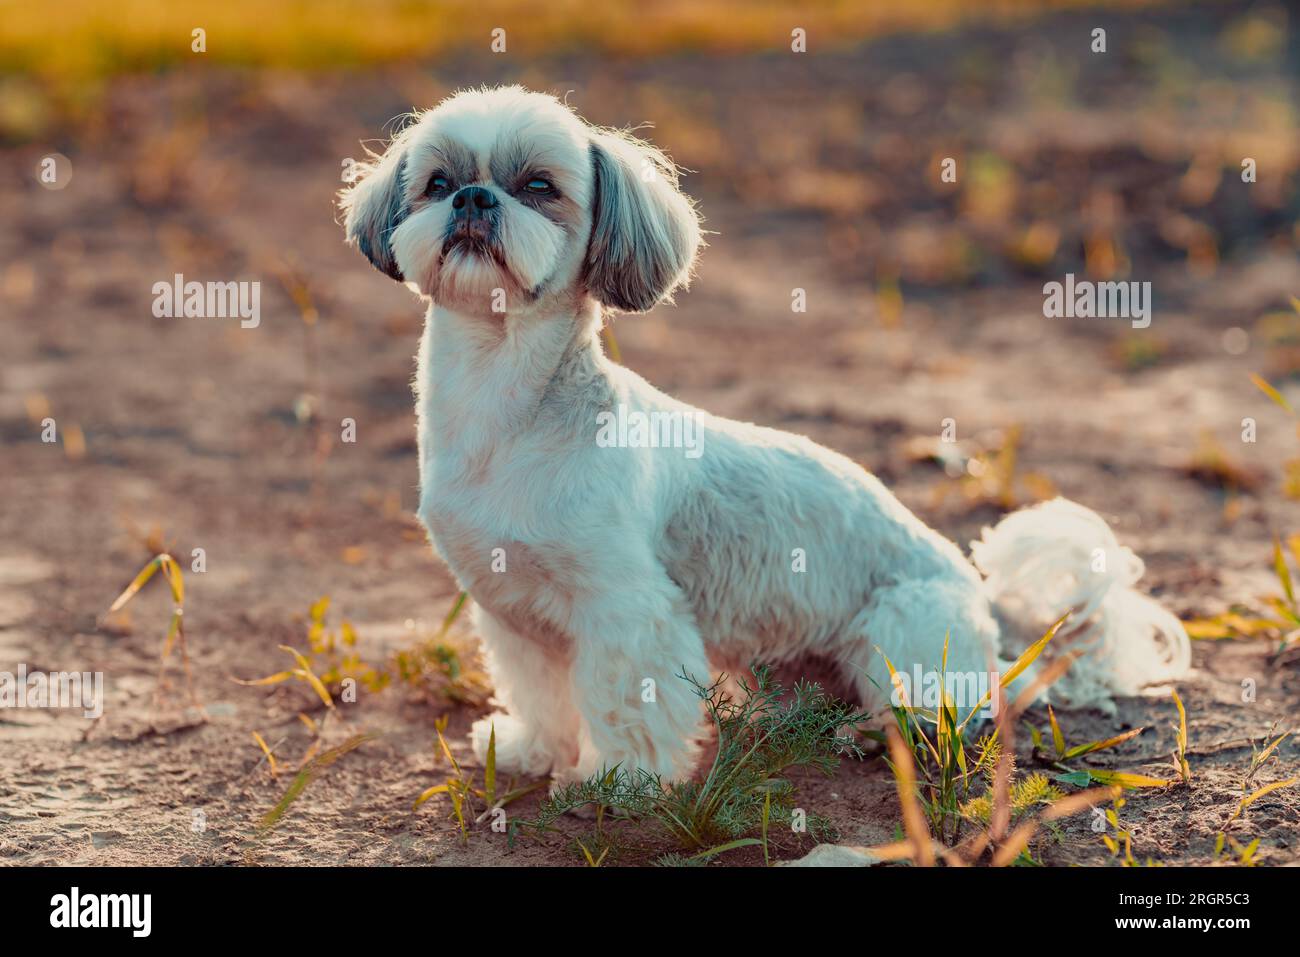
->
[434,716,462,775]
[108,554,169,613]
[107,552,200,710]
[1274,537,1295,605]
[991,819,1036,866]
[436,591,469,641]
[1042,785,1123,821]
[159,554,184,605]
[232,670,297,687]
[992,785,1118,866]
[989,722,1014,842]
[578,841,610,867]
[484,723,497,807]
[414,783,451,808]
[1250,372,1292,414]
[958,614,1066,734]
[1227,775,1299,827]
[1048,704,1065,757]
[1062,726,1145,760]
[688,838,762,862]
[251,731,279,777]
[1008,649,1083,720]
[878,647,941,765]
[1087,770,1171,789]
[1246,728,1292,785]
[1170,689,1191,783]
[259,733,372,833]
[955,828,991,864]
[1237,837,1262,866]
[278,644,334,709]
[863,839,922,862]
[886,723,934,866]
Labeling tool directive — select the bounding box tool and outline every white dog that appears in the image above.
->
[341,86,1189,784]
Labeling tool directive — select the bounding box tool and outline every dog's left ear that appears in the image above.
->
[339,133,412,282]
[584,130,702,313]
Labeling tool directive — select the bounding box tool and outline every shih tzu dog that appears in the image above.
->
[340,86,1189,784]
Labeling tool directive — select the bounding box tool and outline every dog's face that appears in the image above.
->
[341,86,702,318]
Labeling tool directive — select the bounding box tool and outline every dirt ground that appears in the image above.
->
[2,1,1299,866]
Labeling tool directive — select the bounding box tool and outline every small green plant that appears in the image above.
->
[878,717,1119,867]
[258,733,373,835]
[413,717,543,844]
[1031,703,1172,790]
[576,840,611,867]
[237,593,487,707]
[959,752,1062,830]
[106,552,200,710]
[303,596,387,693]
[1213,831,1263,866]
[1184,534,1300,658]
[390,592,490,706]
[1190,357,1300,652]
[235,597,381,706]
[878,619,1065,844]
[1170,689,1191,784]
[518,668,866,864]
[1206,722,1297,865]
[235,639,339,711]
[251,730,281,777]
[874,618,1154,865]
[1222,780,1294,837]
[414,715,475,841]
[1243,724,1291,789]
[1098,797,1160,866]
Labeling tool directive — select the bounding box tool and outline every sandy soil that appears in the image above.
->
[2,2,1299,866]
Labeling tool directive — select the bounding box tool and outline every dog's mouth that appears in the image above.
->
[442,234,509,268]
[441,234,488,257]
[441,222,503,258]
[437,232,524,295]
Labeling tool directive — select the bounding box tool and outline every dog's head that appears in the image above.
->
[340,85,702,318]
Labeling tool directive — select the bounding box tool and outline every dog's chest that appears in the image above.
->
[417,421,588,646]
[412,313,607,643]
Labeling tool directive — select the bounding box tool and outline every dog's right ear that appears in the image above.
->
[339,135,411,282]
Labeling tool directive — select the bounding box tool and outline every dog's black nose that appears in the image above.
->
[448,186,498,244]
[452,186,497,214]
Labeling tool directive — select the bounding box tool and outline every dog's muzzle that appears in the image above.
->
[447,185,498,245]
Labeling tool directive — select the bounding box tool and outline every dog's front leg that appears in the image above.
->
[470,606,582,778]
[563,585,709,784]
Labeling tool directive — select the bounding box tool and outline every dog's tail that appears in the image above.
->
[970,498,1189,710]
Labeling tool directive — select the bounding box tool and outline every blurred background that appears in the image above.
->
[1,0,1298,864]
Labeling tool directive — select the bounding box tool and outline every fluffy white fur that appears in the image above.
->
[341,86,1190,784]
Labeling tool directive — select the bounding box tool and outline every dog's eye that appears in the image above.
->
[524,178,554,194]
[427,173,451,195]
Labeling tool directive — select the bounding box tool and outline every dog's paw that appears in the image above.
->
[470,712,552,777]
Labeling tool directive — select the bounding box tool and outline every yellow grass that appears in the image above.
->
[2,0,1178,79]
